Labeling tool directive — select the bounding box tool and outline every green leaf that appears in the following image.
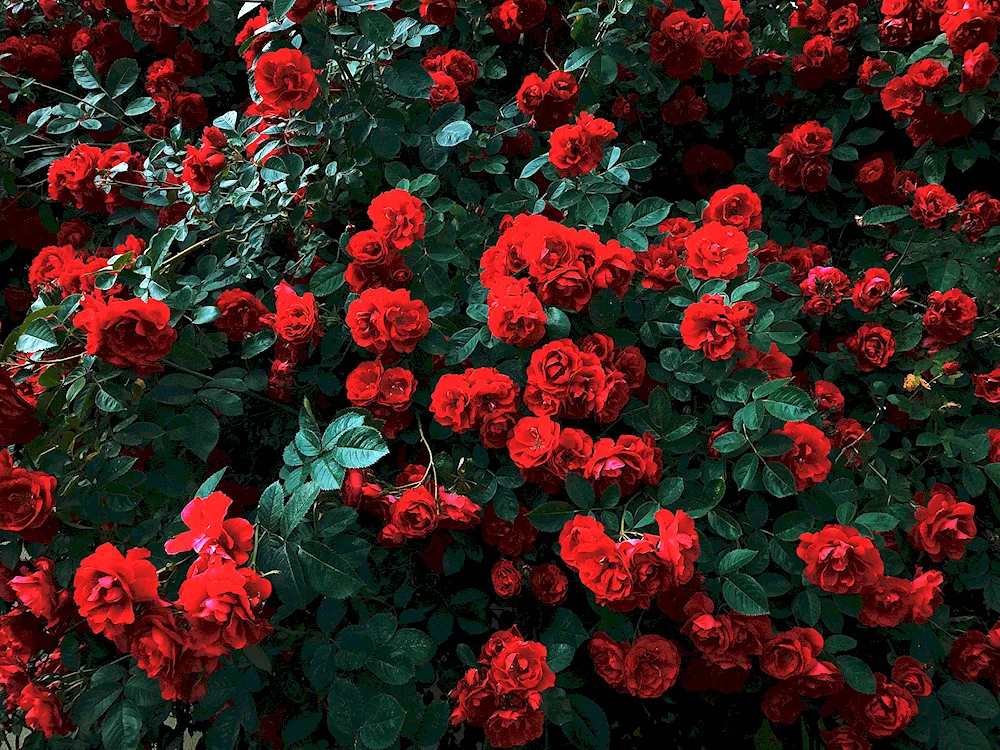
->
[123,674,161,707]
[331,425,389,468]
[565,473,595,509]
[384,59,433,99]
[102,701,143,750]
[106,58,139,98]
[860,205,909,225]
[854,512,899,532]
[763,387,816,421]
[699,0,725,29]
[562,695,610,750]
[847,128,883,145]
[359,10,394,44]
[835,655,876,694]
[658,477,684,506]
[718,548,758,574]
[298,541,363,599]
[937,681,1000,719]
[358,694,405,750]
[938,717,991,750]
[73,51,102,90]
[436,120,473,148]
[526,502,577,532]
[124,97,155,115]
[257,481,285,532]
[723,573,769,615]
[762,463,796,498]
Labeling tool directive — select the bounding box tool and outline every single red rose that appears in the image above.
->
[491,559,522,598]
[796,524,884,594]
[0,450,57,536]
[177,563,272,655]
[760,627,824,680]
[846,323,895,372]
[214,289,268,341]
[346,287,431,354]
[73,294,177,376]
[164,491,254,566]
[529,563,568,605]
[860,575,912,627]
[253,49,319,116]
[891,656,932,699]
[73,543,164,640]
[909,483,976,561]
[589,631,629,691]
[623,634,680,698]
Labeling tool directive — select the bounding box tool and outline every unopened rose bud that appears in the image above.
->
[942,362,961,375]
[890,288,909,305]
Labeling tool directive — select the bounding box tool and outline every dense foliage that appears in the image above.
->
[2,0,1000,747]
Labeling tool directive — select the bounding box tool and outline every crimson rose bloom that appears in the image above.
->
[17,683,72,739]
[253,49,319,116]
[529,563,568,605]
[680,294,751,361]
[922,288,977,349]
[776,421,832,490]
[702,184,762,231]
[0,369,41,446]
[387,486,439,540]
[346,287,431,354]
[0,450,57,536]
[131,608,210,702]
[490,637,556,694]
[796,524,884,594]
[910,184,958,228]
[507,416,559,469]
[891,656,932,699]
[272,280,320,346]
[176,563,272,655]
[164,491,254,566]
[73,543,164,640]
[9,558,62,626]
[846,674,918,738]
[548,113,617,178]
[760,627,824,680]
[684,222,750,280]
[589,632,629,691]
[859,575,911,627]
[491,559,522,598]
[73,295,178,376]
[820,726,871,750]
[909,483,976,561]
[961,41,998,91]
[948,630,999,682]
[972,366,1000,403]
[214,289,268,341]
[152,0,209,29]
[851,268,893,313]
[846,323,895,372]
[623,635,680,698]
[368,189,426,250]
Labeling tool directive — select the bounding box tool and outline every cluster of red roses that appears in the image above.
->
[29,234,145,299]
[430,367,521,448]
[768,121,834,193]
[345,360,417,438]
[589,631,681,698]
[47,141,146,215]
[646,0,753,81]
[547,112,617,178]
[75,491,270,703]
[516,69,580,131]
[449,626,556,748]
[143,56,208,137]
[345,189,425,294]
[342,465,482,547]
[558,510,700,611]
[422,47,480,109]
[488,0,550,43]
[481,213,636,315]
[490,559,570,605]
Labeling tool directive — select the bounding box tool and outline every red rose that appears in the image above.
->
[623,635,680,698]
[151,0,208,29]
[253,49,319,116]
[846,323,895,372]
[385,486,439,541]
[989,428,1000,462]
[377,367,417,411]
[437,490,481,529]
[851,268,893,313]
[482,503,538,556]
[776,421,832,491]
[796,524,884,594]
[948,630,999,682]
[449,667,497,727]
[9,558,62,626]
[491,559,522,598]
[273,280,320,347]
[368,189,426,250]
[680,294,750,361]
[961,41,998,91]
[973,366,1000,403]
[487,286,547,347]
[548,114,617,178]
[0,369,41,445]
[762,682,807,724]
[131,608,210,702]
[47,143,106,213]
[911,184,957,228]
[653,509,700,587]
[177,563,272,655]
[420,0,457,26]
[0,450,57,537]
[909,59,948,90]
[286,0,321,22]
[702,184,762,232]
[73,543,164,640]
[214,289,268,341]
[814,380,844,413]
[529,563,568,605]
[847,673,918,738]
[73,295,177,376]
[922,288,977,350]
[490,637,556,694]
[345,361,383,407]
[760,627,824,680]
[820,726,871,750]
[484,707,545,749]
[181,141,225,194]
[737,342,791,380]
[585,434,658,496]
[891,656,932,699]
[16,683,72,739]
[589,632,629,691]
[347,287,431,354]
[163,491,254,566]
[910,568,944,624]
[429,72,460,108]
[684,222,750,280]
[909,483,976,561]
[508,416,560,470]
[860,575,912,627]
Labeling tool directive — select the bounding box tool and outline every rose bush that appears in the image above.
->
[1,0,1000,747]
